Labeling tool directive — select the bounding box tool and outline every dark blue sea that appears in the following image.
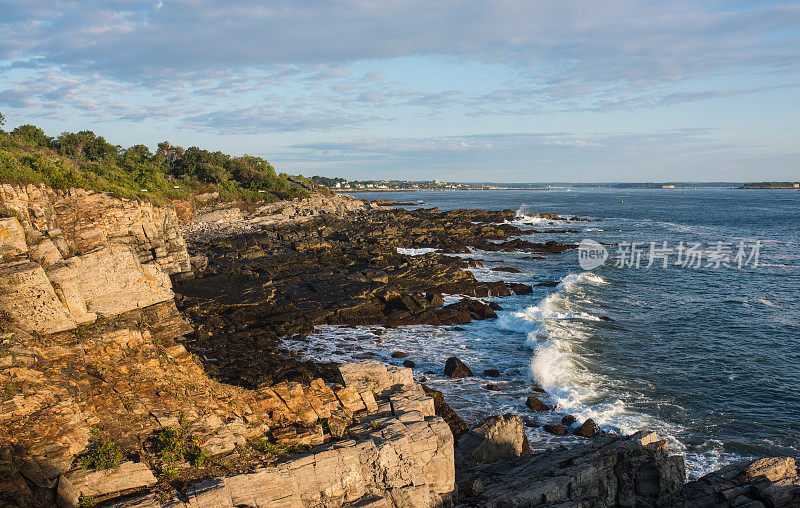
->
[290,187,800,479]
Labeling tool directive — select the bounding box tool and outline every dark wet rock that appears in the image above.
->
[441,298,497,321]
[574,418,599,438]
[507,283,533,295]
[402,359,416,368]
[599,315,614,321]
[390,351,407,358]
[174,206,590,387]
[421,384,470,440]
[531,384,546,393]
[525,396,549,412]
[523,418,541,428]
[444,357,474,378]
[488,302,502,311]
[542,424,568,436]
[561,415,577,426]
[535,281,559,287]
[483,369,501,378]
[490,266,521,273]
[484,384,501,391]
[452,326,466,331]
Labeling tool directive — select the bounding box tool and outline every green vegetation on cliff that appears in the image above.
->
[0,120,318,203]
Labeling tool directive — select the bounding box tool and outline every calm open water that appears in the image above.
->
[291,187,800,479]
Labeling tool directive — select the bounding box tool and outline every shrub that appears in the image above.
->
[246,436,310,458]
[79,441,123,470]
[151,427,208,469]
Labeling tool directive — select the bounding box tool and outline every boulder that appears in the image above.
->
[525,395,549,412]
[574,418,599,438]
[444,357,473,378]
[483,369,501,377]
[0,261,76,333]
[455,414,530,469]
[685,456,800,508]
[339,361,413,396]
[561,415,577,426]
[458,431,685,507]
[484,383,500,391]
[402,359,415,368]
[0,217,27,257]
[542,424,567,436]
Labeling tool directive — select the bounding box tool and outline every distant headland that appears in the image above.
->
[736,181,800,189]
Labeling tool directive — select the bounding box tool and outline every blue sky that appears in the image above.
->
[1,1,798,182]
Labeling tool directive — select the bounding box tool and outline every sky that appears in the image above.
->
[1,1,799,182]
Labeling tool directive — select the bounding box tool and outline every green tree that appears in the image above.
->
[0,111,5,126]
[11,124,52,147]
[55,130,117,161]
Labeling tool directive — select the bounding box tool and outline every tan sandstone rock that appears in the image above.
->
[0,217,27,257]
[0,261,76,333]
[455,413,529,469]
[48,245,173,316]
[339,361,414,397]
[58,461,157,507]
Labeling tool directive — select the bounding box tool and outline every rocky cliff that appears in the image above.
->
[0,183,190,335]
[2,185,798,507]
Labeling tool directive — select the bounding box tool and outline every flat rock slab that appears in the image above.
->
[59,461,157,507]
[48,244,174,316]
[339,361,413,396]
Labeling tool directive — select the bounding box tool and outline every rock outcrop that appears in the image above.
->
[455,414,530,469]
[183,192,368,241]
[0,184,189,334]
[1,317,454,508]
[685,456,800,507]
[457,430,686,507]
[0,184,190,275]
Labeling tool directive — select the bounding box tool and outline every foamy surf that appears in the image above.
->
[396,247,438,255]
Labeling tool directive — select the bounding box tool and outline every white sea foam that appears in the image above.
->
[296,262,738,480]
[396,247,437,256]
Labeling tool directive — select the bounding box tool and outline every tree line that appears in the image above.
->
[0,115,317,203]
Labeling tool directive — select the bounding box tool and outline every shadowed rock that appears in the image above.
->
[444,357,473,378]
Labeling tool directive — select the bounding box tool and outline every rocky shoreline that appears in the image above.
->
[1,183,798,507]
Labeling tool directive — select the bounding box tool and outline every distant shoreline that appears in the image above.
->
[344,187,554,192]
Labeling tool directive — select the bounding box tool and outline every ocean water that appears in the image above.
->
[288,187,800,479]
